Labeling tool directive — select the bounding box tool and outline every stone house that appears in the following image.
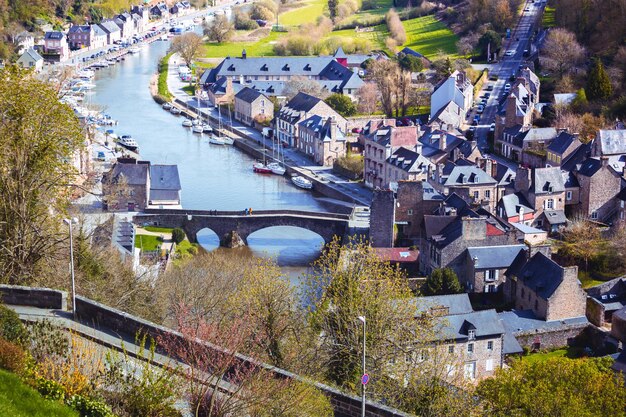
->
[497,192,535,225]
[592,129,626,158]
[298,115,347,166]
[414,294,504,380]
[513,166,567,231]
[98,20,122,45]
[370,189,396,247]
[418,128,483,166]
[586,277,626,327]
[505,251,587,321]
[384,147,433,188]
[67,25,93,50]
[114,13,135,39]
[16,48,43,71]
[430,70,473,122]
[234,87,273,126]
[43,31,69,61]
[464,244,527,294]
[498,127,557,164]
[148,165,181,208]
[361,120,420,189]
[91,25,109,49]
[102,162,150,212]
[572,157,622,222]
[436,165,498,212]
[545,131,581,168]
[150,3,169,18]
[275,92,347,148]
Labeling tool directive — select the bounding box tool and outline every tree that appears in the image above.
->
[586,58,613,101]
[355,82,379,116]
[541,28,585,78]
[171,228,185,244]
[477,357,626,417]
[170,32,203,69]
[558,218,605,271]
[203,15,234,43]
[423,268,463,295]
[0,66,85,284]
[328,0,338,21]
[324,93,357,117]
[369,60,412,117]
[571,88,588,110]
[398,53,424,73]
[282,76,328,100]
[477,30,501,59]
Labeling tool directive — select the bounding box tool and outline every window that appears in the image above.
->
[485,190,491,199]
[468,330,475,340]
[407,209,413,215]
[473,191,479,199]
[546,199,554,209]
[485,269,498,282]
[260,99,265,107]
[487,341,493,351]
[566,191,572,201]
[464,362,476,380]
[467,343,474,353]
[486,359,494,371]
[448,345,454,354]
[260,108,264,114]
[591,211,599,220]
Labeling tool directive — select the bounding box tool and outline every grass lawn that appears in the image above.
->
[521,347,585,364]
[279,0,327,26]
[202,31,284,58]
[578,270,606,289]
[134,234,163,251]
[542,6,556,27]
[336,0,393,25]
[0,369,79,417]
[143,226,174,233]
[158,52,173,100]
[182,85,195,95]
[325,23,389,50]
[401,15,459,59]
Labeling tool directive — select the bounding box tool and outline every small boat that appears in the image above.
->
[162,102,172,110]
[291,175,312,189]
[253,162,272,173]
[182,119,193,127]
[128,46,141,54]
[192,124,204,134]
[268,162,286,176]
[159,34,169,41]
[192,118,201,126]
[209,135,226,145]
[118,135,139,153]
[222,137,234,145]
[170,107,181,115]
[202,125,213,133]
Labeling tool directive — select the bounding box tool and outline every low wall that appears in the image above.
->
[514,322,589,351]
[0,285,67,310]
[72,296,410,417]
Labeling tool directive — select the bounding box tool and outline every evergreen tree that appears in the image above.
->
[586,58,612,101]
[423,268,463,295]
[328,0,338,21]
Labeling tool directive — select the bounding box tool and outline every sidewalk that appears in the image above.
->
[167,53,373,206]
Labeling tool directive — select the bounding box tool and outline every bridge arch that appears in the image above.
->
[196,228,220,252]
[247,226,325,266]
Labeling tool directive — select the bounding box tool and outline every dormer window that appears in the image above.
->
[282,64,290,71]
[227,64,235,71]
[304,64,311,71]
[261,64,268,71]
[468,330,475,340]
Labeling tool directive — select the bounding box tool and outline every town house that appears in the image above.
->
[114,13,135,40]
[17,48,43,71]
[102,162,150,212]
[464,244,527,294]
[234,87,273,126]
[297,115,347,166]
[430,70,473,122]
[43,31,69,61]
[435,165,498,212]
[545,131,581,168]
[67,25,93,50]
[98,20,122,44]
[148,165,182,208]
[572,157,622,222]
[384,146,433,188]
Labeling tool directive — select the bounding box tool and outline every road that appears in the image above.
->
[472,0,545,154]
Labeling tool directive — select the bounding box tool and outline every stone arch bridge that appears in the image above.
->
[134,209,351,247]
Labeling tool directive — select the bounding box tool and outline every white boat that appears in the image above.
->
[192,118,201,126]
[128,46,141,54]
[192,125,204,134]
[268,162,286,176]
[170,107,181,115]
[159,34,169,41]
[118,135,139,152]
[291,175,312,189]
[253,162,272,173]
[209,135,226,145]
[202,124,213,133]
[222,137,234,145]
[162,102,172,110]
[182,119,193,127]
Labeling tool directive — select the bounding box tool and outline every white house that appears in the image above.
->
[91,25,108,49]
[430,70,473,123]
[15,31,35,55]
[16,48,43,71]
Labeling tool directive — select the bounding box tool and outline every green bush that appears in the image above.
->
[0,304,27,345]
[171,228,186,245]
[26,321,69,363]
[67,395,114,417]
[0,337,26,372]
[36,377,66,402]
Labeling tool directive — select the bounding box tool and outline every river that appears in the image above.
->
[89,39,325,275]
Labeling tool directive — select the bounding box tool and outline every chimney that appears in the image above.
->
[519,206,524,223]
[515,166,531,193]
[241,49,246,59]
[491,160,498,178]
[484,158,493,177]
[327,117,337,140]
[462,217,486,241]
[439,133,447,151]
[601,156,609,168]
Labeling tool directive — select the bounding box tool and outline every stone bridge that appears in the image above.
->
[134,208,351,247]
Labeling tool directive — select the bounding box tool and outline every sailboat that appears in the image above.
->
[253,126,272,173]
[209,103,227,145]
[267,133,286,175]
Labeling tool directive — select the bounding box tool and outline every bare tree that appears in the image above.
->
[170,32,204,69]
[203,15,234,43]
[356,82,379,116]
[282,76,329,100]
[369,60,412,117]
[541,28,586,78]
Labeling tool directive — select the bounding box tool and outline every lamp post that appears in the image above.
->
[63,218,78,319]
[358,315,366,417]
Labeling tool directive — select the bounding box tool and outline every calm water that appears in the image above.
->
[89,40,325,268]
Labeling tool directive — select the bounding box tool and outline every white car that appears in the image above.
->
[524,7,530,11]
[504,83,511,92]
[477,105,484,114]
[505,50,515,57]
[489,123,496,132]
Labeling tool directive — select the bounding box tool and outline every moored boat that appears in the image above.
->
[209,135,226,145]
[267,162,286,176]
[162,102,172,110]
[182,119,193,127]
[192,124,204,134]
[118,135,139,153]
[253,162,272,173]
[291,175,312,189]
[170,107,181,115]
[202,124,213,133]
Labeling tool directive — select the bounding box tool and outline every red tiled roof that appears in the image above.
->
[486,223,505,236]
[374,248,419,263]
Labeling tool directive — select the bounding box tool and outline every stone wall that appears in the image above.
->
[370,189,395,247]
[0,285,67,310]
[514,322,589,350]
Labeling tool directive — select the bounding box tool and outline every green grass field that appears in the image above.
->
[336,0,393,25]
[143,226,174,233]
[401,15,459,59]
[134,234,163,251]
[202,31,283,58]
[542,6,556,28]
[0,369,79,417]
[279,0,327,26]
[521,347,585,364]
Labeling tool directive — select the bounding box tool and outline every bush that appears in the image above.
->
[325,93,357,117]
[171,228,185,245]
[386,9,406,46]
[250,3,274,21]
[0,337,26,372]
[0,304,27,345]
[67,395,114,417]
[234,10,259,30]
[36,376,66,401]
[361,0,378,10]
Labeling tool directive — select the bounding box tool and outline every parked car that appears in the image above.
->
[351,127,362,134]
[97,151,106,161]
[489,123,496,132]
[504,83,511,92]
[505,50,515,57]
[477,105,484,114]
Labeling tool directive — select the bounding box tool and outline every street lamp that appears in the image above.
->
[63,217,78,319]
[357,315,366,417]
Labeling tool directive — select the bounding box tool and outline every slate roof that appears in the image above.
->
[333,46,347,59]
[532,167,565,193]
[500,192,534,218]
[413,294,474,316]
[510,222,546,235]
[398,47,425,59]
[520,127,557,144]
[576,157,602,177]
[107,163,148,186]
[235,86,263,103]
[92,25,108,38]
[387,147,430,173]
[543,209,567,225]
[149,189,179,201]
[467,245,527,269]
[493,164,515,185]
[44,31,65,40]
[507,252,564,300]
[424,215,457,239]
[547,131,578,154]
[149,165,181,190]
[422,181,445,201]
[278,92,325,124]
[597,130,626,155]
[68,25,91,34]
[99,20,121,33]
[20,48,43,62]
[561,142,592,172]
[298,115,346,142]
[436,309,505,341]
[498,309,588,335]
[444,166,497,187]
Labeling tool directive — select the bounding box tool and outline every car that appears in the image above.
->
[351,127,362,134]
[473,115,480,123]
[477,105,484,114]
[97,151,106,161]
[481,98,487,105]
[472,120,478,126]
[486,84,494,91]
[484,92,491,98]
[504,83,511,91]
[489,123,495,132]
[505,50,515,57]
[524,7,530,11]
[469,126,476,132]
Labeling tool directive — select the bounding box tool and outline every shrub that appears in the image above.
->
[36,376,66,401]
[0,337,26,372]
[67,395,114,417]
[0,304,27,345]
[26,320,69,363]
[171,228,185,245]
[361,0,378,10]
[234,10,259,30]
[386,9,406,46]
[325,93,357,117]
[250,3,274,21]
